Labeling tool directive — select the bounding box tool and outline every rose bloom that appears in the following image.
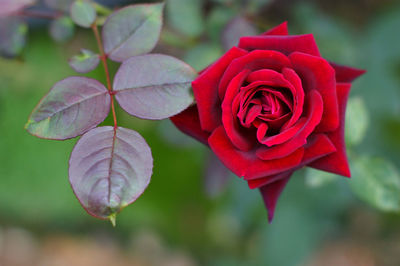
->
[171,22,365,221]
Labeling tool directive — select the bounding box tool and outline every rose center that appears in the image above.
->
[237,86,292,134]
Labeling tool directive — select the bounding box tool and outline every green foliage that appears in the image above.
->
[166,0,205,37]
[49,16,75,42]
[345,97,369,146]
[70,0,97,28]
[350,156,400,212]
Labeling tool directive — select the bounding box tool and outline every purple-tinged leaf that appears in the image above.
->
[69,49,100,73]
[222,16,257,51]
[26,77,110,140]
[113,54,197,120]
[0,17,27,58]
[204,152,231,198]
[0,0,35,17]
[102,3,164,62]
[49,16,75,43]
[70,0,96,28]
[69,126,153,221]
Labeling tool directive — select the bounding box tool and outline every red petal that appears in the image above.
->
[238,34,321,57]
[302,133,336,164]
[281,68,305,130]
[222,70,256,151]
[170,105,210,146]
[259,118,307,147]
[308,83,352,177]
[248,171,290,189]
[193,47,248,132]
[218,50,291,99]
[330,62,366,83]
[290,52,339,133]
[249,133,336,190]
[256,90,324,160]
[262,21,289,36]
[259,174,292,223]
[208,126,304,179]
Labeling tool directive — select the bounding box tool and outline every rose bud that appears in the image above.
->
[171,22,365,222]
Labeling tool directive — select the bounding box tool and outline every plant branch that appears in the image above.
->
[17,9,63,20]
[91,23,118,129]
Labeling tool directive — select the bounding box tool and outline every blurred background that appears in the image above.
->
[1,0,400,265]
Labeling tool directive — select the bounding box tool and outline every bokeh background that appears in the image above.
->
[1,0,400,265]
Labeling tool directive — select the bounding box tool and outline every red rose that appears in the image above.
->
[171,22,365,221]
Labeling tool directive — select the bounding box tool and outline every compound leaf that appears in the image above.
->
[69,126,153,220]
[26,76,110,140]
[113,54,197,120]
[102,3,164,62]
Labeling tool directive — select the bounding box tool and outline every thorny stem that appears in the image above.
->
[91,23,118,130]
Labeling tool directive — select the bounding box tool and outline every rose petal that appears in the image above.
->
[218,50,291,99]
[222,69,256,151]
[208,126,304,179]
[256,89,324,160]
[281,68,305,129]
[258,118,307,146]
[302,133,337,165]
[170,105,210,146]
[193,46,248,132]
[238,34,321,57]
[330,62,366,83]
[308,83,352,177]
[262,21,289,36]
[290,52,339,133]
[249,133,336,189]
[259,174,292,223]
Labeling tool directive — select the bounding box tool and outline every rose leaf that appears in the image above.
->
[113,54,197,120]
[69,126,153,221]
[49,16,75,43]
[0,17,28,58]
[349,156,400,212]
[345,97,369,146]
[69,49,100,73]
[102,2,164,62]
[26,77,110,140]
[70,0,97,28]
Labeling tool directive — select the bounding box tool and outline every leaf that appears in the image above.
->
[345,97,369,146]
[349,156,400,212]
[102,3,164,62]
[69,126,153,220]
[0,17,28,58]
[69,49,100,73]
[113,54,197,120]
[305,168,338,188]
[26,77,110,140]
[70,0,96,28]
[49,16,75,43]
[0,0,35,17]
[166,0,204,37]
[222,16,257,51]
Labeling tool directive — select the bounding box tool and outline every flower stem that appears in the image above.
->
[91,23,118,129]
[17,9,63,20]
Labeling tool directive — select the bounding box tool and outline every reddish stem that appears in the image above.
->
[17,9,63,20]
[91,24,118,130]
